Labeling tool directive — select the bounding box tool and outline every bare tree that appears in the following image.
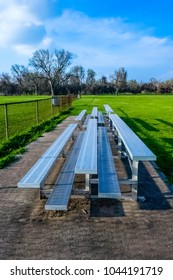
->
[11,64,28,85]
[0,72,16,95]
[68,65,85,86]
[86,68,96,85]
[111,67,127,94]
[29,49,73,96]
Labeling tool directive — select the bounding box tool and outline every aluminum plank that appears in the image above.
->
[98,127,121,199]
[90,107,98,118]
[110,114,156,161]
[75,110,87,121]
[98,111,105,126]
[75,119,97,174]
[18,123,77,188]
[45,132,85,210]
[18,157,55,188]
[104,104,114,113]
[42,124,77,158]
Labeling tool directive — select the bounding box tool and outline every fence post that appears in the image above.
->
[51,98,54,117]
[4,104,9,140]
[59,97,62,112]
[36,100,39,124]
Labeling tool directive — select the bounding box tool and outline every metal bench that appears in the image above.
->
[90,107,98,119]
[98,111,105,126]
[109,114,156,199]
[18,124,78,189]
[98,127,121,199]
[104,104,114,115]
[75,118,97,189]
[45,132,85,211]
[75,110,87,122]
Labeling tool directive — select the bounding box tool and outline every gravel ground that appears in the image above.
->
[0,116,173,260]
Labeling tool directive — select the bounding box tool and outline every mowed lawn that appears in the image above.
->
[0,95,50,104]
[72,95,173,182]
[0,94,173,182]
[0,96,57,141]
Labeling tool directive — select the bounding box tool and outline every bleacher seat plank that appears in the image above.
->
[75,119,97,174]
[104,104,114,114]
[18,123,77,188]
[98,127,121,199]
[75,110,87,121]
[110,114,156,161]
[45,132,85,211]
[98,111,105,126]
[90,107,98,119]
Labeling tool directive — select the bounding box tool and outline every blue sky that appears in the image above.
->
[1,0,173,81]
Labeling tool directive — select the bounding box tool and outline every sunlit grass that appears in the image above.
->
[0,95,50,104]
[72,95,173,182]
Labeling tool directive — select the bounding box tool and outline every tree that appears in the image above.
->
[70,66,85,85]
[0,72,16,95]
[127,79,141,94]
[111,67,127,94]
[86,68,96,85]
[29,49,73,96]
[11,64,27,85]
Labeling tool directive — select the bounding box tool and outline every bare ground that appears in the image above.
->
[0,116,173,260]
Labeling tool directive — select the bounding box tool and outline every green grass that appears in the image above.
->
[0,95,50,104]
[0,95,72,168]
[0,96,60,141]
[1,94,173,183]
[0,109,71,168]
[71,95,173,182]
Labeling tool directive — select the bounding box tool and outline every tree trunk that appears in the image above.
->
[48,79,54,96]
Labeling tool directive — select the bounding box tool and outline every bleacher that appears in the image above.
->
[18,106,157,211]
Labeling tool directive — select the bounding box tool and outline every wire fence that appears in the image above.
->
[0,95,76,142]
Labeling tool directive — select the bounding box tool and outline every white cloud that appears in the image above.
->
[13,36,53,57]
[0,1,43,46]
[45,10,173,79]
[1,4,173,80]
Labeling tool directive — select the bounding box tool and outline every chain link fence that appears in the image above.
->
[0,95,76,142]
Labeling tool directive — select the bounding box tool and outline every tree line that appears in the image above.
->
[0,48,173,96]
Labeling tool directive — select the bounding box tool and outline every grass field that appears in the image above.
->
[0,95,50,104]
[0,94,173,182]
[71,95,173,182]
[0,96,66,141]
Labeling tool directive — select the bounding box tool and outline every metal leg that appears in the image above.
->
[85,174,90,191]
[131,160,139,200]
[109,118,112,129]
[132,160,139,180]
[40,187,47,199]
[117,135,122,158]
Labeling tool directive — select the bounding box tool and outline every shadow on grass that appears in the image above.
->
[132,118,159,132]
[156,119,173,129]
[162,137,173,146]
[115,115,173,182]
